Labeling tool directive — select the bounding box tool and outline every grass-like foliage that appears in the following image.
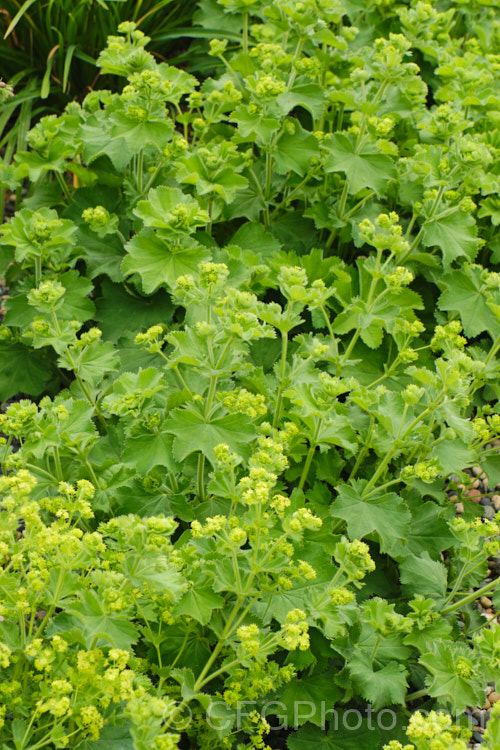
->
[0,0,199,163]
[0,1,500,748]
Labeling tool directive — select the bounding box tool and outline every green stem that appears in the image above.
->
[197,658,241,690]
[33,567,67,639]
[370,635,381,663]
[53,445,63,482]
[137,149,144,194]
[348,416,374,480]
[193,598,243,691]
[340,248,383,365]
[361,405,409,497]
[484,333,500,367]
[298,443,316,491]
[441,576,500,616]
[287,37,304,90]
[34,254,42,286]
[265,148,273,201]
[242,11,249,56]
[197,454,206,501]
[315,565,345,607]
[325,180,349,250]
[399,184,447,263]
[465,614,497,636]
[320,306,339,363]
[24,462,59,483]
[272,331,289,428]
[55,171,71,202]
[406,688,428,702]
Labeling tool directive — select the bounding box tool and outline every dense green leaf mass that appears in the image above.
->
[1,2,500,750]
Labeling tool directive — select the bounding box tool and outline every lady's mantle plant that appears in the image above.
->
[1,0,500,748]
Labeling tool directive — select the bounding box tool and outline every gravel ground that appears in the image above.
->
[447,455,500,746]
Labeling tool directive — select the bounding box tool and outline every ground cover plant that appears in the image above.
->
[0,0,200,172]
[1,0,500,748]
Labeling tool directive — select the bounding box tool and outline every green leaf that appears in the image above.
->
[399,552,448,600]
[165,406,256,463]
[66,590,140,648]
[95,281,174,343]
[273,672,343,727]
[14,141,72,180]
[437,266,500,338]
[276,81,326,120]
[122,552,185,601]
[160,625,211,672]
[419,641,484,713]
[123,429,178,474]
[110,112,174,155]
[231,221,281,258]
[422,210,478,270]
[287,716,381,750]
[348,654,408,709]
[78,114,132,171]
[76,227,125,282]
[480,453,500,486]
[59,340,119,388]
[274,123,320,177]
[79,724,134,750]
[0,342,52,399]
[324,133,396,194]
[5,270,95,327]
[172,585,225,625]
[331,483,411,554]
[134,187,208,232]
[233,104,280,145]
[395,501,454,560]
[433,438,476,475]
[122,230,211,293]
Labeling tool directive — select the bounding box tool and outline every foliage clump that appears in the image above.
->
[1,0,500,748]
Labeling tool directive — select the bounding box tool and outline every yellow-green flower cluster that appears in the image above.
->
[359,213,410,255]
[407,710,470,749]
[27,280,65,310]
[239,468,277,505]
[78,705,104,740]
[334,538,376,582]
[191,515,227,538]
[402,384,425,405]
[237,624,261,655]
[329,587,356,605]
[386,266,414,288]
[0,400,38,436]
[431,321,467,352]
[401,461,440,483]
[0,643,11,669]
[223,663,295,706]
[253,73,287,99]
[135,324,165,353]
[285,507,323,535]
[280,609,309,651]
[199,262,230,289]
[40,480,95,520]
[472,413,500,442]
[82,205,109,227]
[214,443,240,468]
[450,514,500,556]
[222,389,267,419]
[250,436,288,474]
